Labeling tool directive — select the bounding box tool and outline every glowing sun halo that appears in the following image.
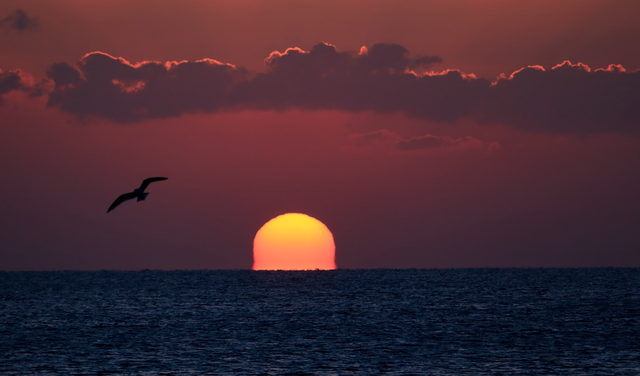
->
[253,213,336,270]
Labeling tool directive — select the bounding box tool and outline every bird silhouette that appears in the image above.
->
[107,177,168,213]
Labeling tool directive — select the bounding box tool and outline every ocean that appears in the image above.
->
[1,269,638,375]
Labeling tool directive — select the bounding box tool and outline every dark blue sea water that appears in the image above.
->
[1,269,639,375]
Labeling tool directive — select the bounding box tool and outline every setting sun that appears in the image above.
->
[253,213,336,270]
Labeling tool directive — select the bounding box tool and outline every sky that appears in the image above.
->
[1,0,639,270]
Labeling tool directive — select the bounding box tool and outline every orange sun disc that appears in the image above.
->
[253,213,336,270]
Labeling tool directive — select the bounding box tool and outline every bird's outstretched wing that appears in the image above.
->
[107,192,138,213]
[138,177,168,192]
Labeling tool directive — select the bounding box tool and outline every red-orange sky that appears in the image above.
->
[1,0,639,270]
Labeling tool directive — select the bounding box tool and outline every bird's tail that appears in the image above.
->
[137,192,149,202]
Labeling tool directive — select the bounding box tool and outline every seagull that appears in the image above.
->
[107,177,168,213]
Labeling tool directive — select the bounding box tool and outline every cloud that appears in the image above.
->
[0,69,33,104]
[483,62,640,134]
[47,52,249,122]
[43,43,640,134]
[347,130,498,151]
[395,134,497,151]
[0,9,39,31]
[247,42,456,117]
[346,129,400,149]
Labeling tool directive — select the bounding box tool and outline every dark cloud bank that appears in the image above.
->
[14,42,640,134]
